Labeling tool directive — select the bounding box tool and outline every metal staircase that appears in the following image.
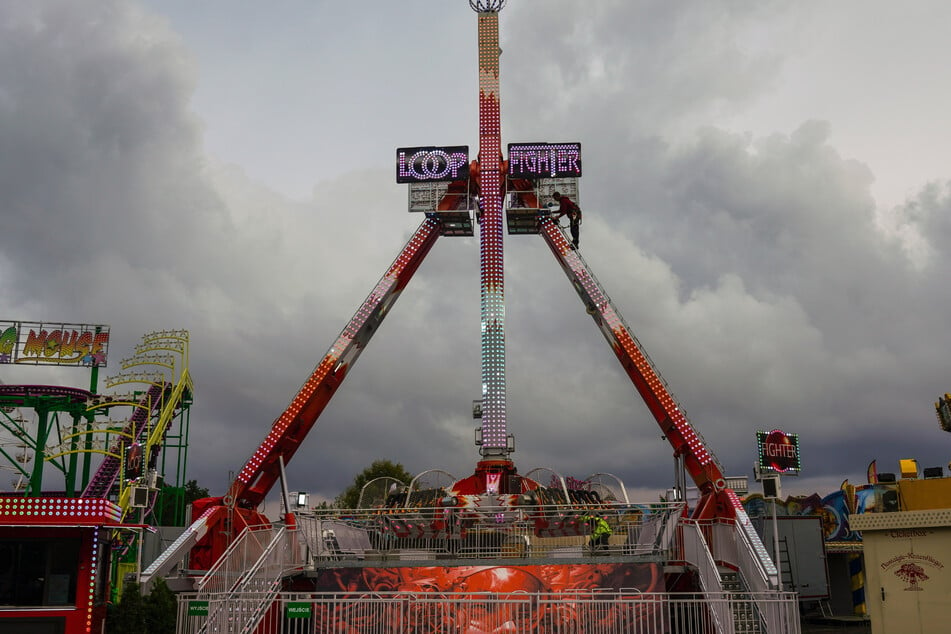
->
[231,527,297,634]
[682,520,732,634]
[721,570,763,634]
[190,525,300,634]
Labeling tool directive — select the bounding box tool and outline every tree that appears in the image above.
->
[335,459,414,509]
[155,479,210,526]
[183,479,210,504]
[107,581,146,634]
[106,578,177,634]
[143,578,177,634]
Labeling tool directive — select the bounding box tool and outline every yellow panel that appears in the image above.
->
[898,478,951,511]
[900,458,919,479]
[115,562,137,597]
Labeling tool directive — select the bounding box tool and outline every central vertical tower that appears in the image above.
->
[472,0,509,460]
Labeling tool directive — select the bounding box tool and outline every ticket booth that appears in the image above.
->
[0,497,125,634]
[851,504,951,633]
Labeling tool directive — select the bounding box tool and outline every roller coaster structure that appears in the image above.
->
[0,330,194,524]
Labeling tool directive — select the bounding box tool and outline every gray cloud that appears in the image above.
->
[2,1,950,507]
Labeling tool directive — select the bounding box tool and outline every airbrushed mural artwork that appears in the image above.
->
[311,562,664,632]
[744,481,880,544]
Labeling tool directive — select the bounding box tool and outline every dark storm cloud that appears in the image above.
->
[0,1,233,307]
[3,0,951,506]
[503,1,785,140]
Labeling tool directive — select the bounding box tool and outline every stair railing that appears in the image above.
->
[682,520,733,634]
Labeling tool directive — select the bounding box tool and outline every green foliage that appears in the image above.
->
[153,485,185,526]
[106,578,178,634]
[144,578,177,634]
[183,479,210,504]
[107,581,146,634]
[154,479,210,526]
[335,459,413,509]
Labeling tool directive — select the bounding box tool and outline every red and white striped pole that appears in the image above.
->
[471,0,508,458]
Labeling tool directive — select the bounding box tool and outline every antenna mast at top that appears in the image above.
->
[469,0,506,12]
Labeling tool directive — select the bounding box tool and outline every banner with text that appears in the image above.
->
[0,321,110,367]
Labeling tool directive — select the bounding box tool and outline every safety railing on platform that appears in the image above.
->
[193,526,301,634]
[196,524,273,594]
[230,526,300,634]
[292,502,685,565]
[191,524,277,634]
[681,520,732,634]
[176,590,801,634]
[706,508,788,634]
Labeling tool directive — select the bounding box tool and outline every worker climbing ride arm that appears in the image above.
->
[551,191,582,248]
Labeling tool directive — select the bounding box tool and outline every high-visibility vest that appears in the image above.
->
[583,515,612,537]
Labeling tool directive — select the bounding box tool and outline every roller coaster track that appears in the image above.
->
[81,383,168,499]
[115,369,193,519]
[0,384,91,404]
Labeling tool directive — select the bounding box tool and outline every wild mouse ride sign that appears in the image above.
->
[757,429,801,474]
[0,320,110,367]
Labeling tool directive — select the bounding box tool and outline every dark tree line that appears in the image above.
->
[106,579,176,634]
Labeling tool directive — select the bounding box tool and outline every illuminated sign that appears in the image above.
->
[756,429,801,474]
[0,320,110,366]
[397,146,470,183]
[507,142,582,179]
[125,442,143,480]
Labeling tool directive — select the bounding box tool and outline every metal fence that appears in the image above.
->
[294,502,686,564]
[177,590,801,634]
[172,504,800,634]
[196,524,275,594]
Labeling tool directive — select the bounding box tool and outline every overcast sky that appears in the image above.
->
[2,0,951,507]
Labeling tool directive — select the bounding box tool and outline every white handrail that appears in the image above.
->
[733,508,778,591]
[682,521,733,634]
[196,524,271,593]
[731,506,789,634]
[235,527,296,633]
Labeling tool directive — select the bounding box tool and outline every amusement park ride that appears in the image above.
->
[4,1,800,633]
[173,0,741,571]
[0,328,193,632]
[161,4,798,633]
[0,328,192,522]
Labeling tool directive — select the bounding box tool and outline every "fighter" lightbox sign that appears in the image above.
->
[756,429,801,474]
[507,142,582,179]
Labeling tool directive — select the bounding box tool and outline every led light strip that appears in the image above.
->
[236,219,441,485]
[0,497,122,522]
[541,221,719,470]
[476,10,508,455]
[86,527,99,632]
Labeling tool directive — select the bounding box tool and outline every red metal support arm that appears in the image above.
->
[536,217,730,509]
[227,217,443,509]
